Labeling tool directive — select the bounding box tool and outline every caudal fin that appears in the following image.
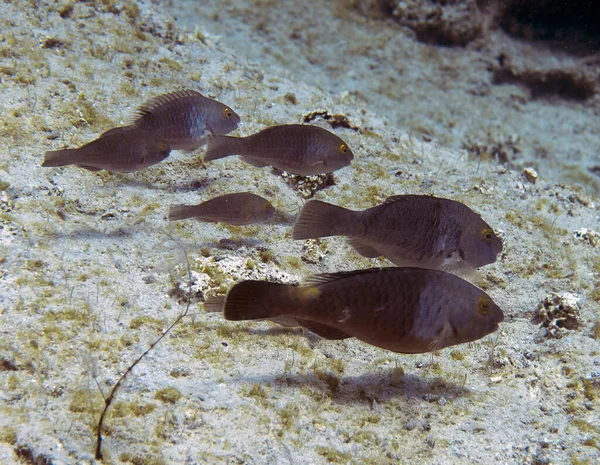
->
[205,294,300,327]
[204,135,242,162]
[292,200,353,240]
[168,205,200,221]
[223,281,295,321]
[42,148,77,167]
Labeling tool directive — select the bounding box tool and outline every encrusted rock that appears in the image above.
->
[522,167,538,184]
[573,228,598,247]
[535,293,580,338]
[384,0,484,46]
[300,239,328,264]
[280,172,335,199]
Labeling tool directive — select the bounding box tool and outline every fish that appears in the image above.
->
[203,124,354,175]
[292,195,503,278]
[131,90,240,151]
[42,126,171,172]
[221,267,504,354]
[168,192,276,225]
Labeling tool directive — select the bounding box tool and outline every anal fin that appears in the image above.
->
[347,238,381,258]
[76,164,102,172]
[241,156,269,168]
[296,318,351,340]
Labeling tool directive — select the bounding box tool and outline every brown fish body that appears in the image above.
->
[222,267,504,354]
[204,124,354,175]
[132,90,240,151]
[42,127,171,172]
[292,195,503,276]
[168,192,276,225]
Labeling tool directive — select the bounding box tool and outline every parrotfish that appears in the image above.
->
[131,90,240,151]
[221,267,504,354]
[42,127,171,172]
[203,124,353,175]
[168,192,276,225]
[292,195,502,278]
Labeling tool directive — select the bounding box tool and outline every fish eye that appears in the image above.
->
[158,141,169,151]
[477,296,492,315]
[339,143,348,154]
[481,228,494,243]
[223,107,232,119]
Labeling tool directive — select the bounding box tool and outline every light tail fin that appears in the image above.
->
[168,205,201,221]
[42,149,77,167]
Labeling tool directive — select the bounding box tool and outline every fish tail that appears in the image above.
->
[292,200,353,240]
[204,135,242,162]
[223,281,300,321]
[42,148,77,167]
[168,205,200,221]
[203,296,225,313]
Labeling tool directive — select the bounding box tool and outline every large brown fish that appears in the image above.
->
[168,192,276,225]
[222,267,504,354]
[42,127,171,172]
[131,90,240,151]
[203,124,354,175]
[292,195,503,277]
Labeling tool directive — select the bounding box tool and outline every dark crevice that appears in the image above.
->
[492,67,596,101]
[302,110,359,131]
[499,0,600,54]
[16,446,54,465]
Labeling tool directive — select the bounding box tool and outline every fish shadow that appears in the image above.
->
[216,326,472,404]
[232,369,471,405]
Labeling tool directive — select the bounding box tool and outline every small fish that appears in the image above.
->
[131,90,240,151]
[221,267,504,354]
[168,192,276,225]
[42,127,171,172]
[204,124,354,175]
[292,195,503,277]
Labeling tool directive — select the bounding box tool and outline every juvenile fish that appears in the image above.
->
[168,192,276,225]
[221,267,504,354]
[204,124,354,175]
[292,195,502,277]
[42,127,171,172]
[131,90,240,151]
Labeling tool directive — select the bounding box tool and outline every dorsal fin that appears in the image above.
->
[382,194,435,206]
[301,267,397,287]
[132,90,205,120]
[99,126,135,138]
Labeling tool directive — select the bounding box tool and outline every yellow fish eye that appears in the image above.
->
[339,143,348,154]
[223,107,232,119]
[481,228,494,243]
[477,295,492,315]
[158,141,169,151]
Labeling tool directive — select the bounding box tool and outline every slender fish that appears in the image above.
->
[131,90,240,151]
[204,124,353,175]
[292,195,502,277]
[221,267,504,354]
[168,192,276,225]
[42,127,171,173]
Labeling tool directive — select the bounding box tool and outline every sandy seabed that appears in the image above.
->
[0,1,599,464]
